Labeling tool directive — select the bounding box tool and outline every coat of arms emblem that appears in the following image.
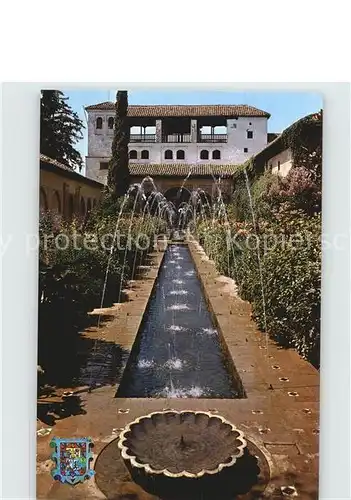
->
[50,437,95,485]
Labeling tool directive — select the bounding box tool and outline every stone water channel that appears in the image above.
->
[117,244,243,399]
[36,240,320,499]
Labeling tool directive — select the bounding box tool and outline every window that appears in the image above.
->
[165,150,173,160]
[108,117,114,129]
[277,161,281,171]
[100,162,108,170]
[212,150,221,160]
[200,149,209,160]
[141,150,149,159]
[249,122,252,125]
[129,150,138,159]
[244,148,248,153]
[96,117,103,129]
[269,163,273,170]
[247,130,253,139]
[176,150,185,160]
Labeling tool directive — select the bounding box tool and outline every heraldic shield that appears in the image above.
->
[50,437,95,485]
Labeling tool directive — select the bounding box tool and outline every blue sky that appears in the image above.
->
[64,89,322,170]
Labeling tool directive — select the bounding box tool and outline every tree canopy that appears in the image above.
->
[40,90,84,171]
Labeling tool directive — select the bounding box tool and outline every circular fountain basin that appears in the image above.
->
[117,410,249,497]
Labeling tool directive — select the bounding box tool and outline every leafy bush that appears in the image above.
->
[231,177,251,221]
[197,212,321,368]
[238,214,321,366]
[251,171,280,220]
[38,207,163,377]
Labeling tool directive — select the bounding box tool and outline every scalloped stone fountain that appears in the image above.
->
[112,410,265,499]
[118,411,246,477]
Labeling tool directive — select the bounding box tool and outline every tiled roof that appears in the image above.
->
[85,103,270,118]
[40,154,71,171]
[267,132,280,143]
[128,163,238,178]
[40,154,104,188]
[254,111,322,160]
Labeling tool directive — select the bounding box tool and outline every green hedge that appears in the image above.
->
[198,212,321,368]
[38,208,163,381]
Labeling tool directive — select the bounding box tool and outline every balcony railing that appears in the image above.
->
[162,134,191,143]
[198,134,227,143]
[129,133,227,143]
[130,134,156,143]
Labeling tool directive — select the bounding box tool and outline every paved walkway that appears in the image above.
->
[37,242,319,499]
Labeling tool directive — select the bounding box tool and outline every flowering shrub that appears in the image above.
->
[266,167,321,215]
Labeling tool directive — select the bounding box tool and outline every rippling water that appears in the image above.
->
[117,245,242,399]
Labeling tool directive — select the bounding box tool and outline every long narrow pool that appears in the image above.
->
[117,245,244,398]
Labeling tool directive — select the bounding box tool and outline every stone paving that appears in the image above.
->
[36,240,319,499]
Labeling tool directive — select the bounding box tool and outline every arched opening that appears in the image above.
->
[164,187,192,229]
[87,198,92,213]
[40,188,48,210]
[141,150,149,159]
[198,190,212,207]
[108,117,114,129]
[80,197,86,216]
[190,189,212,216]
[129,150,138,159]
[142,178,157,199]
[212,149,221,160]
[176,150,185,160]
[164,186,191,207]
[200,149,209,160]
[51,190,61,213]
[164,149,173,160]
[68,194,74,219]
[96,117,103,129]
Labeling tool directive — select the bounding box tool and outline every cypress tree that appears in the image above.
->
[107,91,130,197]
[40,90,84,171]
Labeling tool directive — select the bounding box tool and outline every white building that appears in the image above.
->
[85,103,270,183]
